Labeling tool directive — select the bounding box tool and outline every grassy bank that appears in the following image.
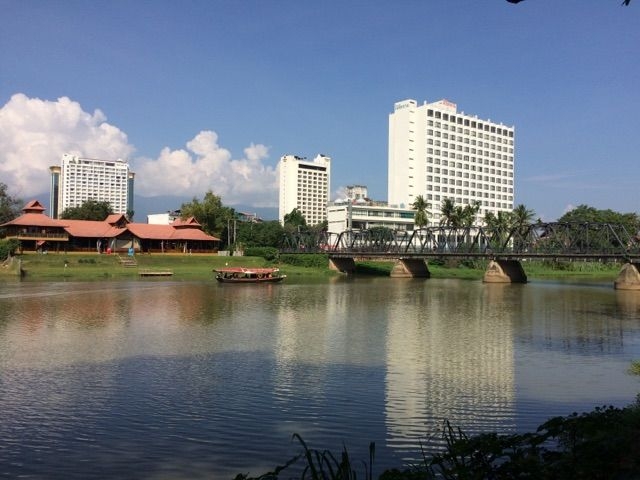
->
[355,259,622,281]
[4,252,337,281]
[1,252,624,282]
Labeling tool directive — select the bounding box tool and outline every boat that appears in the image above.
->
[214,267,286,283]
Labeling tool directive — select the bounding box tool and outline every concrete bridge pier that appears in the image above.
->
[483,259,527,284]
[329,257,356,274]
[390,258,431,278]
[614,263,640,290]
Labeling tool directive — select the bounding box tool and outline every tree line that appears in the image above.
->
[1,183,639,253]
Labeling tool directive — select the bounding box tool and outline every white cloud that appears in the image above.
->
[135,131,277,207]
[0,93,278,207]
[0,93,134,198]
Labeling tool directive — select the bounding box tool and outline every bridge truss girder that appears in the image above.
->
[281,222,640,259]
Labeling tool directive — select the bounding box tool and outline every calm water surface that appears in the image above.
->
[1,276,639,479]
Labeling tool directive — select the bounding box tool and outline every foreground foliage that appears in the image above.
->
[237,400,640,479]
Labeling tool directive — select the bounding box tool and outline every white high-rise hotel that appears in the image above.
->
[49,154,135,218]
[388,99,514,223]
[278,154,331,226]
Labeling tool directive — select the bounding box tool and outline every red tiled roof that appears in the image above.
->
[171,228,219,241]
[23,200,46,213]
[171,216,201,228]
[1,212,63,228]
[126,223,176,240]
[1,200,220,243]
[60,219,125,238]
[105,214,129,225]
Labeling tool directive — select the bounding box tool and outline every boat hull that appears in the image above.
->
[215,275,285,284]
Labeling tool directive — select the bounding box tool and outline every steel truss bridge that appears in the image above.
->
[281,222,640,261]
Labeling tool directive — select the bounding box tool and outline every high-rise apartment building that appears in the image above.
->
[388,99,514,224]
[278,154,331,226]
[50,154,135,219]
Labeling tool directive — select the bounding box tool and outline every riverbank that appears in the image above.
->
[1,252,623,282]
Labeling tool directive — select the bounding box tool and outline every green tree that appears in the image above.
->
[512,204,536,231]
[558,205,640,232]
[61,199,113,221]
[460,200,481,228]
[411,195,430,228]
[484,210,513,249]
[236,220,284,248]
[440,198,456,226]
[283,208,307,233]
[0,182,23,225]
[180,190,236,240]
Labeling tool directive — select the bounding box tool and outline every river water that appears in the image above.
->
[1,276,639,479]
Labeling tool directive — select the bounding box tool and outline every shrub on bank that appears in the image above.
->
[0,239,19,261]
[236,400,640,480]
[279,253,329,268]
[244,247,279,261]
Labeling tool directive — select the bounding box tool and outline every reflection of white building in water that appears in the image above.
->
[384,283,516,453]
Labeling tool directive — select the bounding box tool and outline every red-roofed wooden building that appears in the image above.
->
[0,200,69,251]
[1,200,220,253]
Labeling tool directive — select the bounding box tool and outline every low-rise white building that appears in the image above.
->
[327,200,416,232]
[147,210,181,225]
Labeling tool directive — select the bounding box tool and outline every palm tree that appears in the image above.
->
[461,200,481,228]
[511,204,536,252]
[512,204,536,231]
[440,198,456,226]
[411,195,430,228]
[484,210,513,250]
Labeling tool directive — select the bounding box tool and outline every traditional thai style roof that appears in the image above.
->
[104,214,129,226]
[1,200,63,228]
[59,219,125,238]
[1,199,220,243]
[23,200,46,213]
[171,216,202,228]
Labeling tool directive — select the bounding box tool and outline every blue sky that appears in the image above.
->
[1,0,638,221]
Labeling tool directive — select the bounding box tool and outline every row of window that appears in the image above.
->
[427,177,513,190]
[426,157,513,169]
[425,148,513,161]
[426,110,514,138]
[427,168,513,180]
[425,196,513,210]
[425,186,513,200]
[427,137,513,153]
[426,123,514,142]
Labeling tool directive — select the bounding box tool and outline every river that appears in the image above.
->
[1,276,639,479]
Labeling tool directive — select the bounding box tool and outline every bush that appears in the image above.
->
[0,238,19,261]
[279,253,328,268]
[244,247,279,261]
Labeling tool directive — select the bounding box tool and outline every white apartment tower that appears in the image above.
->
[278,154,331,226]
[388,99,514,223]
[50,154,135,218]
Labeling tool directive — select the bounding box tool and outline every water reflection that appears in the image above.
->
[384,280,516,457]
[0,278,639,478]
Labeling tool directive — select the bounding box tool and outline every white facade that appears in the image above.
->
[147,212,180,225]
[278,154,331,226]
[55,154,133,218]
[345,185,368,201]
[327,201,415,232]
[388,99,515,223]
